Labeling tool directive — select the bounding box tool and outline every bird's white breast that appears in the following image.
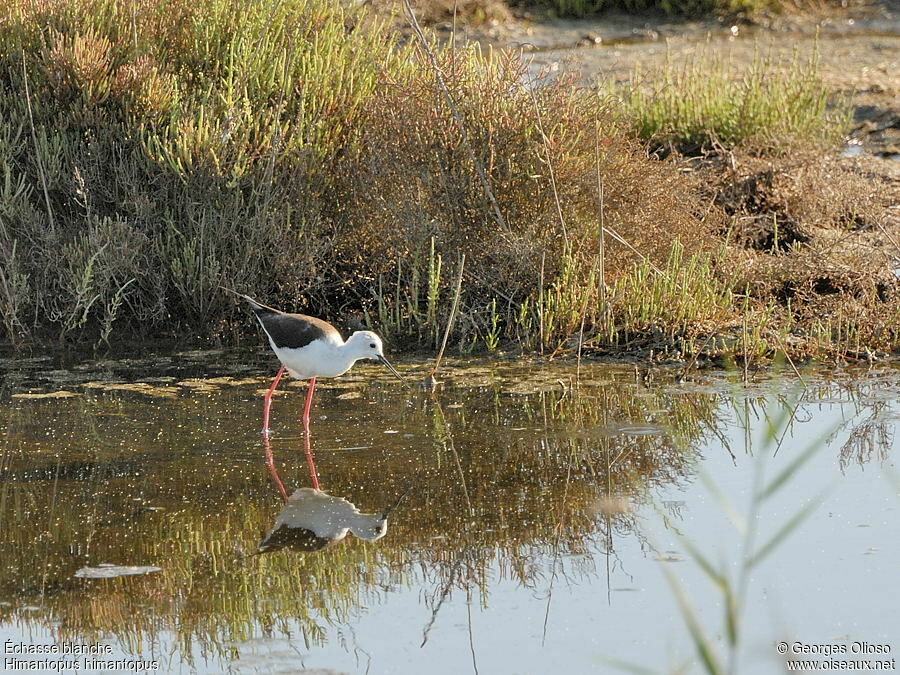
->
[276,489,359,539]
[270,335,353,379]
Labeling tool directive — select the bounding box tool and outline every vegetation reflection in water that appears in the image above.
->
[0,356,896,669]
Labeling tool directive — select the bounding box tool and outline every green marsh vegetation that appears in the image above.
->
[650,394,832,675]
[621,47,849,154]
[631,373,898,674]
[0,0,895,362]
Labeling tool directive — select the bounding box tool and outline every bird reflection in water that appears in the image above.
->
[260,435,408,553]
[257,487,407,553]
[263,430,318,498]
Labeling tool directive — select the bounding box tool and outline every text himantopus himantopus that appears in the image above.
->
[227,290,405,434]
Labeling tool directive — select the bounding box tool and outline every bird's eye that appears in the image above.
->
[369,343,377,349]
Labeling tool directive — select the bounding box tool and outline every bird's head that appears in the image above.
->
[348,487,410,542]
[347,330,385,360]
[346,331,405,383]
[350,514,389,542]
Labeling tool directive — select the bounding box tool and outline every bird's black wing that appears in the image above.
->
[255,312,342,350]
[257,524,337,553]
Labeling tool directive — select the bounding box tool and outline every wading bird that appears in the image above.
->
[226,290,405,434]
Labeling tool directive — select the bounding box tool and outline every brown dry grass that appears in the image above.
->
[704,150,899,357]
[326,47,716,313]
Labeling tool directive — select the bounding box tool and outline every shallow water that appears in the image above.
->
[1,352,898,674]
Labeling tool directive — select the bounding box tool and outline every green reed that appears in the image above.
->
[621,46,850,153]
[611,391,834,674]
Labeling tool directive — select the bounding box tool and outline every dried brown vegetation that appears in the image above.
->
[371,0,513,25]
[704,151,899,357]
[331,49,715,304]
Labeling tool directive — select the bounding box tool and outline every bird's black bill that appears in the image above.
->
[382,486,412,520]
[378,355,407,386]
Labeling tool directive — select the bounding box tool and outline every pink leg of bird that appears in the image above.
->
[262,434,288,502]
[301,377,320,489]
[303,432,321,490]
[262,365,285,435]
[301,377,316,434]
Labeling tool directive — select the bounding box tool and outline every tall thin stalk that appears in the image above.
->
[401,0,509,235]
[528,78,568,249]
[429,253,465,381]
[22,55,54,233]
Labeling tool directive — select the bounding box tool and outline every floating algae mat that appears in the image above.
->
[74,565,162,579]
[1,353,898,674]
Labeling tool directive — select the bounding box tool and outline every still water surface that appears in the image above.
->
[1,352,898,674]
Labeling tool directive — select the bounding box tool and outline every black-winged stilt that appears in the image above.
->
[226,290,405,434]
[257,487,407,553]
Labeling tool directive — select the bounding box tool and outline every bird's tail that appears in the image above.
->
[220,287,281,315]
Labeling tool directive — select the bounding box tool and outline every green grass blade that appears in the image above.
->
[660,562,724,675]
[601,657,658,675]
[698,469,746,535]
[723,580,739,647]
[758,439,822,502]
[747,491,828,569]
[762,399,794,443]
[677,534,727,592]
